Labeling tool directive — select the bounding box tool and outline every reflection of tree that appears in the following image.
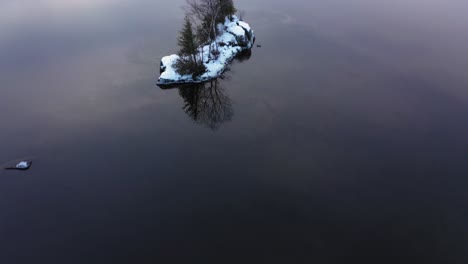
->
[158,42,252,130]
[178,79,233,130]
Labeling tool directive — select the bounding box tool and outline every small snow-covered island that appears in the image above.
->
[158,0,255,86]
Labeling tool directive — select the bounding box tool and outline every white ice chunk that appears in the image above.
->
[16,161,29,169]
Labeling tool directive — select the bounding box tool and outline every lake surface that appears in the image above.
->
[1,0,468,263]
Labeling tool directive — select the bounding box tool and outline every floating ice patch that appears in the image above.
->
[3,160,32,171]
[16,161,30,169]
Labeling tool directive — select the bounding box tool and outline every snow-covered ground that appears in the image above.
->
[158,16,255,85]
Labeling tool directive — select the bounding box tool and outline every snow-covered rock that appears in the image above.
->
[16,161,30,169]
[158,16,255,85]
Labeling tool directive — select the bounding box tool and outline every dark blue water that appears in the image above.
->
[1,0,467,263]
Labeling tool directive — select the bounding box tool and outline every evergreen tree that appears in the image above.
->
[175,15,207,78]
[178,16,198,63]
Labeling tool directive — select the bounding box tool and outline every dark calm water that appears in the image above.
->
[1,0,468,263]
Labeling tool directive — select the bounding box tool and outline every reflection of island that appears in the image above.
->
[158,44,252,130]
[178,80,233,130]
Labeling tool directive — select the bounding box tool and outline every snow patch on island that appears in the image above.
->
[158,16,255,85]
